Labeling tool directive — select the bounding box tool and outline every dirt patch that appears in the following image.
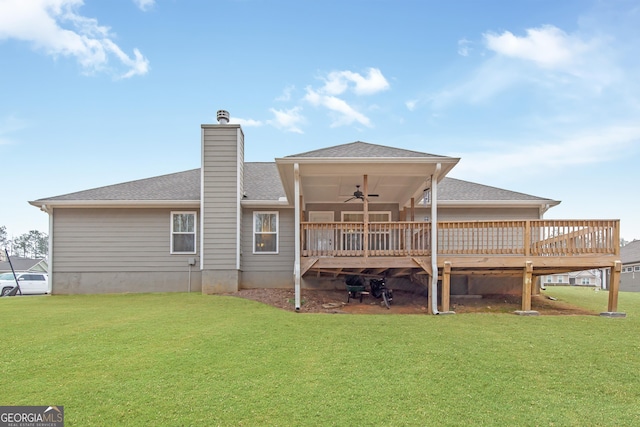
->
[224,288,597,315]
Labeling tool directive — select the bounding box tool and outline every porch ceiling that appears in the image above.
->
[275,158,459,207]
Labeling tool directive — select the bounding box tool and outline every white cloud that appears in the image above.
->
[275,85,295,102]
[453,125,640,179]
[0,0,149,78]
[301,67,388,128]
[231,117,263,127]
[484,25,588,70]
[405,99,418,111]
[268,107,305,134]
[304,88,371,127]
[426,23,622,110]
[428,57,523,108]
[321,68,390,96]
[457,38,472,57]
[133,0,155,12]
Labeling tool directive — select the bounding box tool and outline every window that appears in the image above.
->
[254,212,278,254]
[581,278,591,285]
[340,211,392,251]
[625,267,633,273]
[635,266,640,272]
[546,277,552,283]
[21,274,45,281]
[171,212,196,254]
[557,276,564,283]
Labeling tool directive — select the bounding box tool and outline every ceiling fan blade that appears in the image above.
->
[369,194,379,197]
[343,196,356,203]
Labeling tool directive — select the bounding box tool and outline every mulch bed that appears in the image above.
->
[224,288,597,315]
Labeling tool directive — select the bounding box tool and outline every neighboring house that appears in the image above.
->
[0,257,48,274]
[541,273,569,286]
[541,270,602,288]
[29,111,624,314]
[620,240,640,292]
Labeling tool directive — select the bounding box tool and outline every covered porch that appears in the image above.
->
[275,143,623,316]
[300,219,622,315]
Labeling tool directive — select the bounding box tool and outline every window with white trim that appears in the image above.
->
[253,211,278,254]
[171,212,196,254]
[635,266,640,272]
[340,211,391,251]
[581,278,591,285]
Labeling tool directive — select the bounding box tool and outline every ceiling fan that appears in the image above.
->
[343,185,379,202]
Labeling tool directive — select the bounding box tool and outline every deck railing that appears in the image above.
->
[301,220,619,257]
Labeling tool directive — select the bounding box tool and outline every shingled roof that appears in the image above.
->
[621,240,640,265]
[286,141,446,158]
[35,169,202,202]
[32,163,553,204]
[439,177,553,201]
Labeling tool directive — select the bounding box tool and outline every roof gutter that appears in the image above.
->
[29,200,200,209]
[240,200,291,208]
[40,204,53,294]
[431,163,441,315]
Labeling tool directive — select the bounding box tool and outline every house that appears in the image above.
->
[540,270,602,288]
[620,240,640,292]
[0,257,48,274]
[29,110,624,315]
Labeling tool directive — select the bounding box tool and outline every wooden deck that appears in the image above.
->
[300,220,622,314]
[302,219,619,258]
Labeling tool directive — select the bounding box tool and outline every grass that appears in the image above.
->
[1,289,640,426]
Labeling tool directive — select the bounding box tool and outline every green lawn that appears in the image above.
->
[2,288,640,426]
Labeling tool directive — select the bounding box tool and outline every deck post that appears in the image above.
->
[601,260,626,317]
[440,261,455,314]
[410,197,415,222]
[363,174,369,258]
[515,261,539,316]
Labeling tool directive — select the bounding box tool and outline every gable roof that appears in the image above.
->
[244,163,286,200]
[286,141,446,158]
[32,169,201,204]
[0,257,47,273]
[621,240,640,264]
[29,163,556,207]
[439,177,553,202]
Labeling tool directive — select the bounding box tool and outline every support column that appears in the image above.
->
[515,261,539,316]
[363,174,369,258]
[601,260,626,317]
[440,261,455,314]
[294,163,301,311]
[426,274,433,315]
[430,164,441,315]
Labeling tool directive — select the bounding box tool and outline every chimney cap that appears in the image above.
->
[216,110,230,124]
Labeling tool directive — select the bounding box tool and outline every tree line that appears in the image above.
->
[0,226,48,259]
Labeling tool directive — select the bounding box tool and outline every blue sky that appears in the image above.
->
[1,0,639,241]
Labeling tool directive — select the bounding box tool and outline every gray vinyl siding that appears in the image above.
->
[201,125,243,270]
[415,207,542,221]
[304,203,400,221]
[52,208,200,272]
[620,264,640,292]
[241,208,295,273]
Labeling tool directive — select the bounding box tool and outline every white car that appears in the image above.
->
[0,272,49,296]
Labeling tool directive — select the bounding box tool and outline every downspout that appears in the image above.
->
[40,204,53,294]
[431,164,441,315]
[294,163,301,311]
